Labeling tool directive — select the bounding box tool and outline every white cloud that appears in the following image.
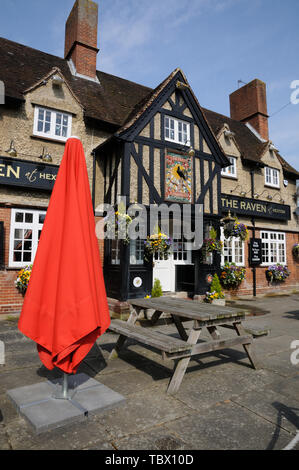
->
[99,0,241,76]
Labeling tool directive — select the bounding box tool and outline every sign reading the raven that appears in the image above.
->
[0,157,59,191]
[221,194,291,221]
[165,151,193,203]
[249,238,262,266]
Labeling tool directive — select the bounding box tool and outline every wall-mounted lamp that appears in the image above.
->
[230,184,242,194]
[39,147,53,163]
[239,191,247,197]
[254,193,260,199]
[180,139,195,157]
[6,140,17,157]
[267,194,273,201]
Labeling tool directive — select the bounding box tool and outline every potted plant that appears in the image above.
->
[266,264,290,283]
[292,243,299,260]
[151,278,163,298]
[204,274,225,305]
[15,265,32,295]
[144,232,172,262]
[220,262,246,289]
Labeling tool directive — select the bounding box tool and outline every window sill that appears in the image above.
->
[264,184,280,190]
[221,174,238,180]
[30,135,67,145]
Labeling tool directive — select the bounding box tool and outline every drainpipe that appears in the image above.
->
[250,168,256,297]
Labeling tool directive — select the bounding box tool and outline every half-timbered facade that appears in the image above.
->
[94,69,230,300]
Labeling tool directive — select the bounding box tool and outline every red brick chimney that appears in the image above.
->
[65,0,99,79]
[229,79,269,141]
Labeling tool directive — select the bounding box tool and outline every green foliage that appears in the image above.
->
[151,278,163,298]
[210,274,223,296]
[209,226,217,239]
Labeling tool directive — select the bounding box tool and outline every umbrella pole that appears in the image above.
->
[52,372,76,400]
[62,373,68,399]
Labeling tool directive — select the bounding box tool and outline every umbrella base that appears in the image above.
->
[7,373,125,434]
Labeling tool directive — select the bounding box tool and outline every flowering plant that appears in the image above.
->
[202,238,223,253]
[204,291,225,303]
[204,273,225,303]
[292,243,299,259]
[104,209,133,244]
[220,262,246,288]
[15,265,32,295]
[224,221,249,241]
[266,264,290,282]
[144,232,172,261]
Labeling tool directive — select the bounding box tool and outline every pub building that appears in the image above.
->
[0,0,298,316]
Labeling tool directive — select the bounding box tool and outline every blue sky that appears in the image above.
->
[1,0,299,169]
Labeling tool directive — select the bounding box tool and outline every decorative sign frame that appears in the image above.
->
[165,151,193,203]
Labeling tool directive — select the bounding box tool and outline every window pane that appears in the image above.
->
[14,229,23,240]
[25,213,33,223]
[23,252,32,262]
[39,214,46,224]
[13,252,22,262]
[15,212,24,223]
[38,109,44,120]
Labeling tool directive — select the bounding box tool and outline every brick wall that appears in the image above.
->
[223,228,299,298]
[0,207,24,314]
[0,209,106,315]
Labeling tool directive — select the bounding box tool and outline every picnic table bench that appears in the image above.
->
[108,297,260,394]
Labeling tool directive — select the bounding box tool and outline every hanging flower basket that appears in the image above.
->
[223,220,249,241]
[220,262,246,289]
[144,233,172,262]
[104,209,133,244]
[266,264,290,283]
[202,238,223,254]
[292,243,299,259]
[15,265,32,295]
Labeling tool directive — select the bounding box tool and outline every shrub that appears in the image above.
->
[151,278,163,298]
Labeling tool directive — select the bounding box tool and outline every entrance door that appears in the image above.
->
[153,240,193,292]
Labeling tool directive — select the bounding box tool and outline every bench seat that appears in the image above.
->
[108,319,191,354]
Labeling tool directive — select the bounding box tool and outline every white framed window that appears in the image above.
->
[221,228,244,266]
[172,240,192,264]
[9,209,46,268]
[130,239,144,265]
[33,106,72,141]
[111,239,121,265]
[261,231,286,265]
[221,156,237,178]
[265,166,280,188]
[164,116,190,145]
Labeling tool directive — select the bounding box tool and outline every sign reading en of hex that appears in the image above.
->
[0,156,59,191]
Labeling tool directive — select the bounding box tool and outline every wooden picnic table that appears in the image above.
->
[108,297,260,394]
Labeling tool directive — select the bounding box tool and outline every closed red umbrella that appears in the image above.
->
[18,137,110,374]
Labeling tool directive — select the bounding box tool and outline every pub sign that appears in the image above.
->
[0,156,59,191]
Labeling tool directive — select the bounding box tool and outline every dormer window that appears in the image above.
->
[33,106,72,141]
[164,116,190,145]
[265,166,280,188]
[221,156,237,178]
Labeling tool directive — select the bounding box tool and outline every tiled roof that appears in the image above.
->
[1,37,298,176]
[0,37,151,126]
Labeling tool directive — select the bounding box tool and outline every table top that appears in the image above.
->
[128,297,247,322]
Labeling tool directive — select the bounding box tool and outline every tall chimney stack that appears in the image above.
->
[65,0,99,80]
[229,79,269,141]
